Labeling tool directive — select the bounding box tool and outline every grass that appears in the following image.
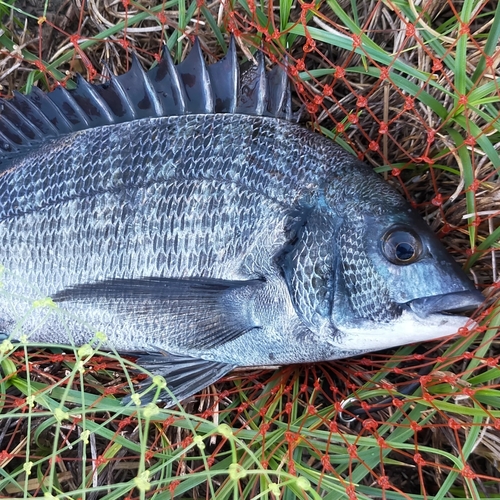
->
[0,0,500,498]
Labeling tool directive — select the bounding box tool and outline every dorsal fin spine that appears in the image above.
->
[48,86,90,129]
[1,99,43,141]
[227,36,239,113]
[11,90,60,136]
[0,111,30,145]
[150,45,187,116]
[163,44,187,114]
[28,86,73,134]
[109,74,137,120]
[74,74,116,125]
[131,53,164,117]
[266,62,291,119]
[255,51,268,116]
[176,38,214,114]
[194,37,215,113]
[207,35,239,114]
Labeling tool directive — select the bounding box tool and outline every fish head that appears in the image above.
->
[329,195,483,353]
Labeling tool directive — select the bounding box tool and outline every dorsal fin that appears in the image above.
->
[207,35,238,113]
[112,53,164,119]
[148,45,187,115]
[236,50,267,116]
[27,86,73,134]
[73,74,116,126]
[267,60,292,120]
[0,36,292,172]
[176,38,214,114]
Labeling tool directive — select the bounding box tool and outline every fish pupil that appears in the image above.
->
[395,242,415,261]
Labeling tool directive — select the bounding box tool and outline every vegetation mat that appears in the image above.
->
[0,0,499,498]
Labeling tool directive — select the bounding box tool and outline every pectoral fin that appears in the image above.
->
[122,350,236,406]
[52,276,264,350]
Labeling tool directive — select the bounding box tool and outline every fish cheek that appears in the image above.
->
[370,250,471,305]
[331,221,403,326]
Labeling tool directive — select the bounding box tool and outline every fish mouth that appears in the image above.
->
[408,290,484,318]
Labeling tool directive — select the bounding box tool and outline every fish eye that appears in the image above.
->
[382,227,422,265]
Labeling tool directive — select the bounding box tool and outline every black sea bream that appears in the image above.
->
[0,38,483,404]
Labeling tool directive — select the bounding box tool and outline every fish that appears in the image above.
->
[0,37,484,405]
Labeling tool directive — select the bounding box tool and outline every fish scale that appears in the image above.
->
[1,115,343,220]
[339,225,396,322]
[1,177,285,290]
[0,38,483,405]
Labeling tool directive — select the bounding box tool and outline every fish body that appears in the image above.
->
[0,39,483,403]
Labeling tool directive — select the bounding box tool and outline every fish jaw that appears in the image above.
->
[408,290,484,317]
[333,309,476,353]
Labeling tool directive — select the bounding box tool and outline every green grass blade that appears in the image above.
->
[471,0,500,82]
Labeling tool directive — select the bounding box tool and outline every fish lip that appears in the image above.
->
[407,290,484,318]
